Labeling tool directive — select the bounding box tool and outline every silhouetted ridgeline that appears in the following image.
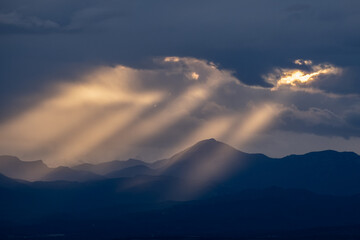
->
[1,139,360,239]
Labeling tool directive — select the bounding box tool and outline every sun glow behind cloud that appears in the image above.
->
[265,59,341,89]
[294,59,313,66]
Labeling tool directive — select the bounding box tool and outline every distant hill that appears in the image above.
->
[0,172,26,188]
[0,155,49,181]
[0,155,102,182]
[72,158,150,175]
[105,165,157,178]
[41,166,103,181]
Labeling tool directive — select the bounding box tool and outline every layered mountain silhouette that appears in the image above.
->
[1,139,360,239]
[1,139,360,194]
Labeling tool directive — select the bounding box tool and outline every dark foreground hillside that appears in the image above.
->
[1,178,360,240]
[1,139,360,239]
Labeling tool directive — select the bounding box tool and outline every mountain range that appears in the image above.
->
[1,139,360,239]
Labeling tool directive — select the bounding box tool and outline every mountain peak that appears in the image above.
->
[162,138,245,178]
[188,138,228,151]
[196,138,218,144]
[201,138,217,142]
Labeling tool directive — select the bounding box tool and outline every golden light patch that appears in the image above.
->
[164,56,180,62]
[294,59,312,65]
[191,72,200,80]
[264,60,341,89]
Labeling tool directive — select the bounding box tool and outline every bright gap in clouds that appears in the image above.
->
[265,59,341,89]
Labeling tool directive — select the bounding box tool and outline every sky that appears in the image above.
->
[1,0,360,166]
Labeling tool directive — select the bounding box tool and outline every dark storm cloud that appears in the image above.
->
[275,106,360,138]
[1,0,360,93]
[345,108,360,129]
[0,12,59,32]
